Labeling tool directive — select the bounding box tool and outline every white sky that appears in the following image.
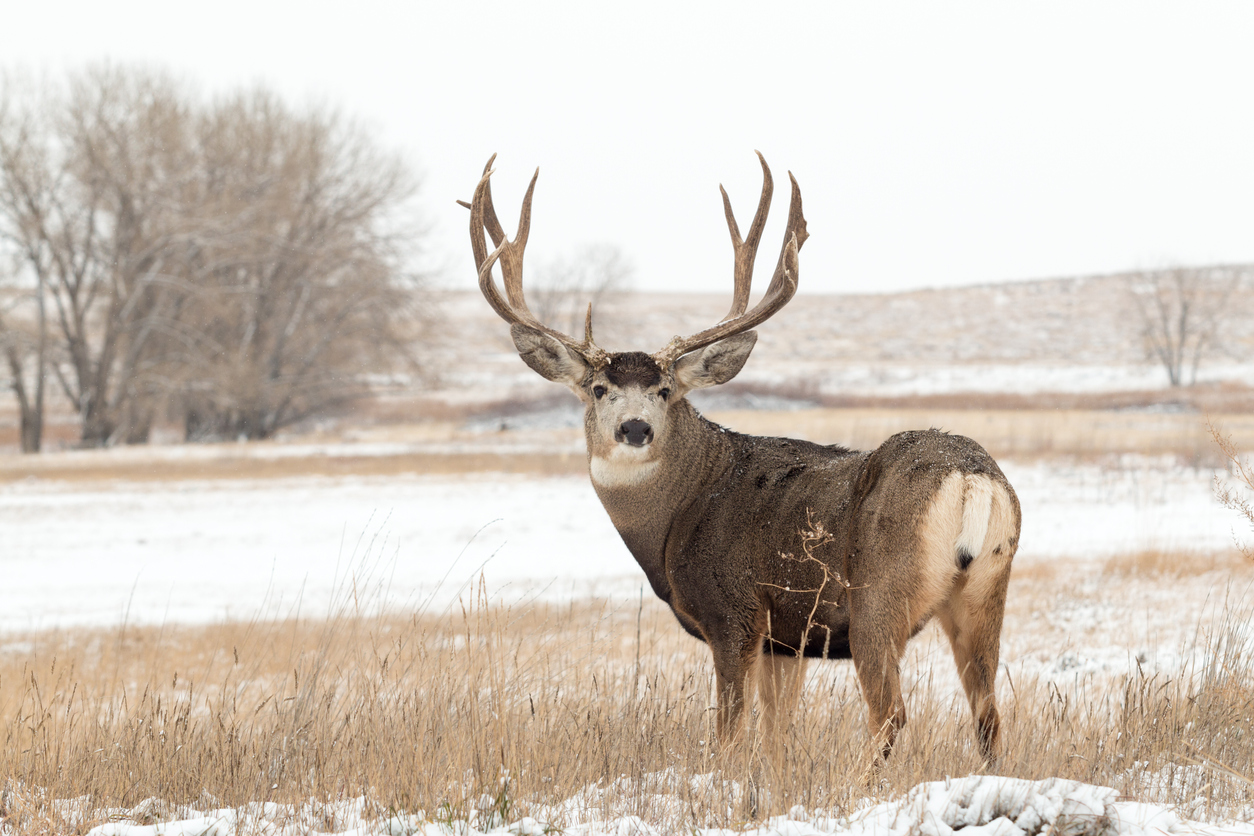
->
[5,2,1254,295]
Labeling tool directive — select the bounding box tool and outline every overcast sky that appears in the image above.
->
[5,2,1254,295]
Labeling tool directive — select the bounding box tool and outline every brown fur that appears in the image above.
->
[603,352,663,389]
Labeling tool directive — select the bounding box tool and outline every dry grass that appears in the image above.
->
[716,379,1254,415]
[1101,548,1254,578]
[712,407,1254,466]
[0,552,1252,834]
[0,448,588,483]
[5,407,1254,484]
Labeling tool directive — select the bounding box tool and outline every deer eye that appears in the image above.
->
[658,388,671,401]
[593,385,607,399]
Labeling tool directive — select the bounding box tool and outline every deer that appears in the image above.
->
[460,153,1021,767]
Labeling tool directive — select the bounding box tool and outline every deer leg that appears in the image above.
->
[939,568,1011,766]
[757,652,808,763]
[849,598,910,763]
[710,632,764,747]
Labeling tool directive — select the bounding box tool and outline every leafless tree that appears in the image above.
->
[0,290,47,453]
[0,67,194,447]
[0,67,425,447]
[171,89,422,441]
[0,86,46,451]
[529,243,633,337]
[1126,265,1246,387]
[0,116,57,454]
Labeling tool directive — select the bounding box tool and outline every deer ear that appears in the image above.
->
[673,331,757,392]
[511,324,588,386]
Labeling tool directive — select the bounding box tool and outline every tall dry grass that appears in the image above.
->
[0,555,1252,833]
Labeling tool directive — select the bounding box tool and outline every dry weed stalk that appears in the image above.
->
[760,509,857,661]
[1209,419,1254,560]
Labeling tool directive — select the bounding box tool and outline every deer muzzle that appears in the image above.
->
[616,419,654,447]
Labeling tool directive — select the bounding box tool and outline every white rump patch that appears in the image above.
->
[590,447,660,487]
[958,474,994,559]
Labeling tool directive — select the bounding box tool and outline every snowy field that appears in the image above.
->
[3,451,1253,836]
[0,455,1246,633]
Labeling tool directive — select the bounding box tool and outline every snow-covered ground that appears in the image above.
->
[70,771,1254,835]
[0,456,1245,633]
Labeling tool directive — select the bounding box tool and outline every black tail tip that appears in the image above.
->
[957,548,975,571]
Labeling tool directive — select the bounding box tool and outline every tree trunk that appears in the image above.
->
[79,397,115,448]
[4,345,42,453]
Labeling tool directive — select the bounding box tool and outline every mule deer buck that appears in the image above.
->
[461,153,1021,765]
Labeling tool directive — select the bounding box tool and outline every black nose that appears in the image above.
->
[617,419,654,446]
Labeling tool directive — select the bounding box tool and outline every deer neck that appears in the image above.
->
[588,400,731,583]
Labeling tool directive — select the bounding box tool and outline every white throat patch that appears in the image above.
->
[590,446,660,488]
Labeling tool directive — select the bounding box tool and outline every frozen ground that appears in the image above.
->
[0,456,1246,634]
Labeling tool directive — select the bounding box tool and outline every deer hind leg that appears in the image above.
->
[937,598,1002,766]
[940,477,1017,766]
[850,473,968,764]
[757,652,808,761]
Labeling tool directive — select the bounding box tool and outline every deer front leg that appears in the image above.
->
[757,652,808,762]
[709,632,764,746]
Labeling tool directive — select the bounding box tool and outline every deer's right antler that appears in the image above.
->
[460,155,610,370]
[651,152,808,368]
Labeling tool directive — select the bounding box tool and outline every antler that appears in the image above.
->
[459,155,610,369]
[652,153,808,368]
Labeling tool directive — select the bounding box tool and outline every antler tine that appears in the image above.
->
[477,154,508,250]
[458,155,507,269]
[652,162,807,368]
[464,160,496,274]
[496,168,539,314]
[769,171,809,291]
[463,157,610,369]
[463,156,539,315]
[720,150,774,321]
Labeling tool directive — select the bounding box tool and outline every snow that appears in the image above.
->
[0,456,1243,632]
[69,773,1254,835]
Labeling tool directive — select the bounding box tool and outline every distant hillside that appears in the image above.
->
[423,272,1254,411]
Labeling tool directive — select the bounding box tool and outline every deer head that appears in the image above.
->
[462,153,808,463]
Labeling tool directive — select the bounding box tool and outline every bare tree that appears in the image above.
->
[172,90,422,441]
[529,244,633,337]
[0,289,47,453]
[0,67,425,447]
[0,67,195,447]
[0,78,60,452]
[1126,265,1246,387]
